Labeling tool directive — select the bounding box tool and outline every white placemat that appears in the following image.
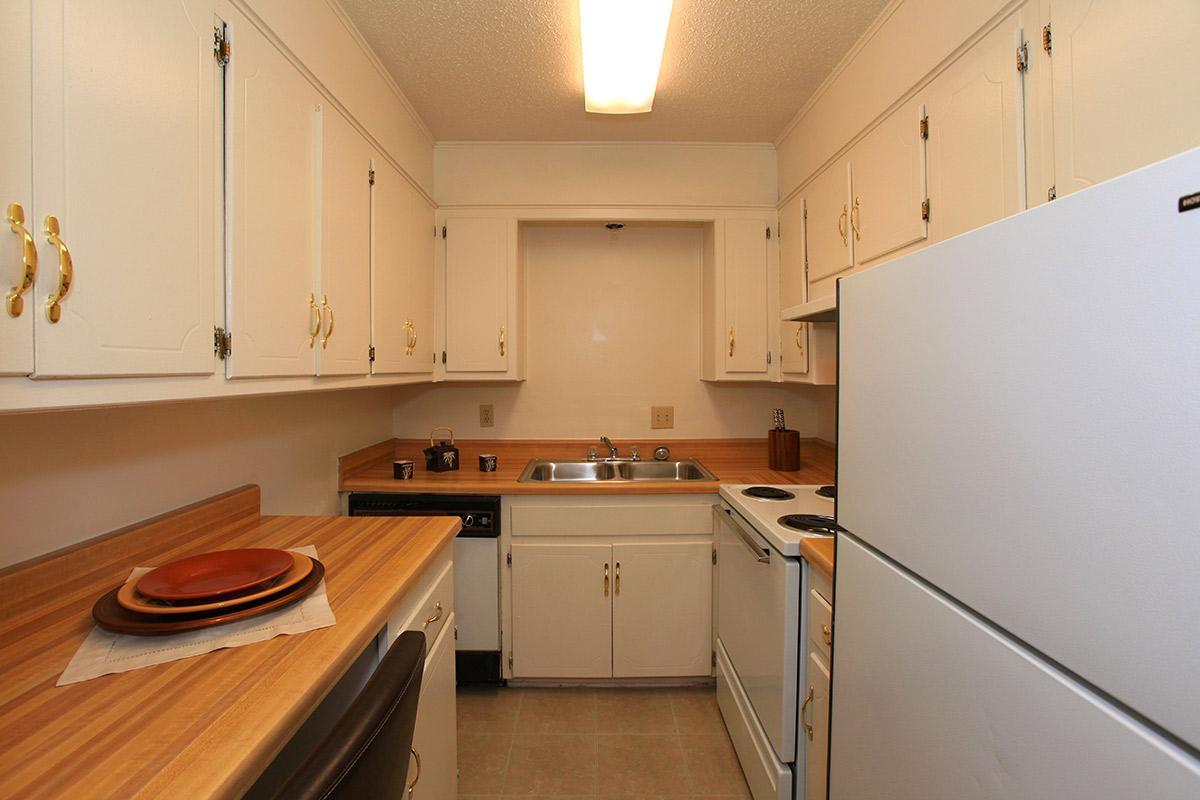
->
[57,545,335,686]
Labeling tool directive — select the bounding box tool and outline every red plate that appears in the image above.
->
[136,548,296,601]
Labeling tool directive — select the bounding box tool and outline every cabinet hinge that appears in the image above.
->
[441,225,447,239]
[368,168,375,186]
[1042,23,1052,55]
[711,651,717,668]
[712,548,717,565]
[765,226,772,240]
[1047,185,1057,202]
[919,113,929,140]
[506,550,512,566]
[507,653,513,670]
[767,351,772,365]
[441,350,447,365]
[1016,41,1029,73]
[213,26,230,67]
[368,344,376,363]
[213,326,232,359]
[920,198,931,222]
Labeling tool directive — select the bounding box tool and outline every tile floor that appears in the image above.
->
[457,685,752,798]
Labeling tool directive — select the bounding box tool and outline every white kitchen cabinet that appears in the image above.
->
[722,218,771,376]
[612,540,713,678]
[849,98,929,266]
[778,197,807,312]
[926,15,1027,243]
[316,105,372,376]
[31,0,219,377]
[804,650,830,800]
[371,159,434,375]
[409,614,458,800]
[225,4,321,378]
[510,542,613,678]
[803,161,853,300]
[1,0,34,377]
[443,217,520,379]
[1048,0,1200,199]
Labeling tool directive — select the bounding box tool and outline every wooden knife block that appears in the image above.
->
[768,429,801,471]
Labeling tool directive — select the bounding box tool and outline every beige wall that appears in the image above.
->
[397,223,827,439]
[0,388,398,569]
[434,142,777,208]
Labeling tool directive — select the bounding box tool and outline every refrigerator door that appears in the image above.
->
[830,536,1200,799]
[837,147,1200,748]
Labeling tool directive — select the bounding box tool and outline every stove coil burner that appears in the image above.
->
[816,485,836,499]
[741,486,796,500]
[778,514,844,535]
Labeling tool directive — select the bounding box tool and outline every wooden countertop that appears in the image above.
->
[801,538,835,579]
[0,485,460,800]
[340,437,836,495]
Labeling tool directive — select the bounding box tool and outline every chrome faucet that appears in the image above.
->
[600,436,618,460]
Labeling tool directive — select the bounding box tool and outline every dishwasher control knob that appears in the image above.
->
[479,515,491,528]
[463,515,475,528]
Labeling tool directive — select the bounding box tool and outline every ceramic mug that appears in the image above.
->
[393,460,415,480]
[479,454,498,472]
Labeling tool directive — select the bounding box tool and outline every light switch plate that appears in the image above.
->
[479,404,494,427]
[651,405,674,429]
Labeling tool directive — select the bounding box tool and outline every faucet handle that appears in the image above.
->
[630,445,640,461]
[588,445,598,461]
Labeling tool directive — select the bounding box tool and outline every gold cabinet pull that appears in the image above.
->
[850,197,862,241]
[822,623,833,647]
[801,686,815,741]
[406,747,421,798]
[307,293,321,347]
[603,562,609,597]
[5,203,37,318]
[498,324,506,357]
[320,293,334,350]
[837,204,848,245]
[794,326,805,351]
[404,319,418,356]
[728,324,735,357]
[615,561,621,595]
[422,601,443,630]
[43,215,72,323]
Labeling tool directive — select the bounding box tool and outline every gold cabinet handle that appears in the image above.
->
[498,324,506,357]
[615,561,621,595]
[801,686,815,741]
[422,601,443,630]
[794,326,805,351]
[320,293,334,350]
[6,203,37,318]
[837,204,848,246]
[406,747,421,798]
[43,215,73,324]
[822,623,833,647]
[728,324,735,357]
[850,197,862,241]
[308,293,321,347]
[404,319,418,356]
[603,562,609,597]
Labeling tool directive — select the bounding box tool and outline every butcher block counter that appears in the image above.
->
[0,485,460,800]
[340,437,836,495]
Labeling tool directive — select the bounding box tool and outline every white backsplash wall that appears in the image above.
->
[0,388,397,569]
[396,223,829,440]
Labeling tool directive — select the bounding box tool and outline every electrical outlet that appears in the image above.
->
[651,405,674,429]
[479,404,494,428]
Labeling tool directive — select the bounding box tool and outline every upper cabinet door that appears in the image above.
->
[225,5,320,378]
[0,0,34,377]
[31,0,218,377]
[1050,0,1200,197]
[444,218,511,375]
[316,106,371,376]
[849,98,929,265]
[778,197,807,311]
[723,218,770,375]
[926,17,1027,243]
[804,161,852,299]
[371,158,434,375]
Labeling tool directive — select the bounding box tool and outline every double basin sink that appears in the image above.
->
[518,459,717,483]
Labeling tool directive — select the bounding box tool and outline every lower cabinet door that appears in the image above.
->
[511,543,613,677]
[410,613,457,799]
[804,651,830,800]
[612,540,713,678]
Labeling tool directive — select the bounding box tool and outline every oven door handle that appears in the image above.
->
[726,508,771,564]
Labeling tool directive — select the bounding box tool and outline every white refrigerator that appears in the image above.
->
[830,147,1200,799]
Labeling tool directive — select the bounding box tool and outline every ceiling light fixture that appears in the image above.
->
[579,0,673,114]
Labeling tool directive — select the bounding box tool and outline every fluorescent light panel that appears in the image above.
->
[579,0,673,114]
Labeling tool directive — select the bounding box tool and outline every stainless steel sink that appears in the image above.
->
[517,458,717,483]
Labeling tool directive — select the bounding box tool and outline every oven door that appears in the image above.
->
[714,502,800,763]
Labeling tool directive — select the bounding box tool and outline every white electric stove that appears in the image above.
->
[717,483,837,557]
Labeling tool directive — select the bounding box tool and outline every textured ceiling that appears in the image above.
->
[338,0,889,142]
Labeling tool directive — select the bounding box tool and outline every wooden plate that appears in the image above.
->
[136,548,295,601]
[116,552,314,615]
[93,559,325,636]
